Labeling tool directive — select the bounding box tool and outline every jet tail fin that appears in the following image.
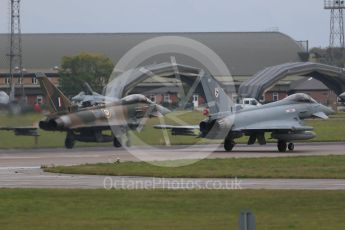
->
[200,72,233,115]
[82,82,94,95]
[36,73,74,114]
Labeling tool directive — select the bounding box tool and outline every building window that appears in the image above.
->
[32,77,38,85]
[5,78,10,85]
[164,94,171,103]
[17,77,23,84]
[273,92,279,101]
[193,95,199,108]
[193,95,199,102]
[36,96,43,104]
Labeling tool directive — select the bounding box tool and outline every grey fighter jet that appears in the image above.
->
[155,75,334,152]
[72,82,117,108]
[340,92,345,100]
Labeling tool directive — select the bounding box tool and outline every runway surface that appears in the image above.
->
[0,142,345,190]
[1,142,345,167]
[1,167,345,190]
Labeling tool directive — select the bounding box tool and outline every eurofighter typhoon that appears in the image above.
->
[37,73,170,149]
[156,74,334,152]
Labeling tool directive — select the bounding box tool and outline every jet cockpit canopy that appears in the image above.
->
[283,93,317,104]
[121,94,153,105]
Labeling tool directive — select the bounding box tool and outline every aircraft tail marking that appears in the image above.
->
[200,72,233,115]
[36,73,73,114]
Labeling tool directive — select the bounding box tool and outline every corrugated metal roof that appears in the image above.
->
[290,78,329,91]
[239,62,345,99]
[107,62,203,98]
[0,32,304,76]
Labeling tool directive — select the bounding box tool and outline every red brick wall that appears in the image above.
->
[264,92,288,102]
[198,96,206,106]
[264,90,338,107]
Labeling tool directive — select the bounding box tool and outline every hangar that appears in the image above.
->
[239,62,345,99]
[107,62,232,112]
[0,31,339,106]
[0,32,307,74]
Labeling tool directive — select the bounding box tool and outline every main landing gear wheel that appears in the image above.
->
[288,143,295,151]
[65,135,75,149]
[277,140,287,152]
[224,139,235,152]
[113,137,122,148]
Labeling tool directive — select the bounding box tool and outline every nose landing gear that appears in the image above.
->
[65,132,75,149]
[224,138,236,152]
[277,140,287,152]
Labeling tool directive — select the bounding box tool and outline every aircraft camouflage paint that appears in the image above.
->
[155,75,334,152]
[36,73,170,149]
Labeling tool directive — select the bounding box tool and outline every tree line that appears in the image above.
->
[310,47,345,68]
[59,53,114,96]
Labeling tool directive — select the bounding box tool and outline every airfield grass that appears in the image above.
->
[0,189,345,230]
[45,155,345,179]
[0,111,344,149]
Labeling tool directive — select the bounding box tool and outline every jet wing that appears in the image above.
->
[154,125,199,136]
[233,119,313,132]
[154,125,199,129]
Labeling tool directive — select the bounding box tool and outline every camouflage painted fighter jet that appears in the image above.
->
[155,74,334,152]
[36,73,170,149]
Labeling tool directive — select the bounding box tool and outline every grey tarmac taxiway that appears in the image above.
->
[0,142,345,167]
[0,142,345,190]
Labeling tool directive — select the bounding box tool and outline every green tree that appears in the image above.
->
[310,47,345,67]
[59,53,114,96]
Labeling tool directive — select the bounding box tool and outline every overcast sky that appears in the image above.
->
[0,0,330,48]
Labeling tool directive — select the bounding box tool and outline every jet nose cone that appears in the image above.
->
[312,104,335,120]
[323,105,335,115]
[319,104,335,118]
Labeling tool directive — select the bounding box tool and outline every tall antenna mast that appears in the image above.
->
[8,0,25,102]
[325,0,345,48]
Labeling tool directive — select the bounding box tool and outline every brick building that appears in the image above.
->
[0,69,59,105]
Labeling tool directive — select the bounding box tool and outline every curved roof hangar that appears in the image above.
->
[238,62,345,99]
